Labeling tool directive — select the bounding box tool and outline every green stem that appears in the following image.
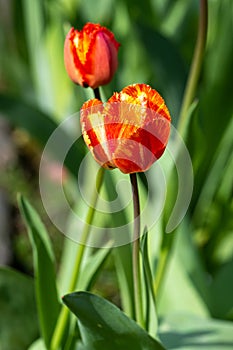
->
[130,173,144,328]
[50,167,104,350]
[154,0,208,297]
[50,167,105,350]
[178,0,208,134]
[50,86,104,350]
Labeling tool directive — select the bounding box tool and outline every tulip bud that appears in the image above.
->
[64,23,120,89]
[80,84,171,174]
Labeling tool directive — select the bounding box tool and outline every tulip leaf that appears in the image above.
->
[77,248,112,291]
[0,267,38,350]
[113,244,135,318]
[159,313,233,350]
[194,0,233,199]
[28,339,46,350]
[58,237,112,294]
[140,228,158,336]
[63,291,166,350]
[193,117,233,226]
[158,220,210,318]
[210,259,233,319]
[18,194,60,348]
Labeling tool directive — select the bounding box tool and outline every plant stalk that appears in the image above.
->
[154,0,208,297]
[130,173,144,328]
[50,167,104,350]
[178,0,208,134]
[94,87,101,100]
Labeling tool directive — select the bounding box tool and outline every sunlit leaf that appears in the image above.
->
[157,221,210,318]
[159,313,233,350]
[28,339,46,350]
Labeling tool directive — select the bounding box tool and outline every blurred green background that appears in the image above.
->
[0,0,233,349]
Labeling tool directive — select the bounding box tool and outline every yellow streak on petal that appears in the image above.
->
[83,130,93,150]
[88,112,112,162]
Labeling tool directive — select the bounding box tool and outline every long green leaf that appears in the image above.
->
[140,228,158,336]
[193,117,233,224]
[58,237,112,294]
[77,248,112,291]
[194,0,233,199]
[157,220,210,318]
[63,291,166,350]
[18,194,60,348]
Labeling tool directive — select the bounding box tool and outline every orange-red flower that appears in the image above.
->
[64,23,120,89]
[80,84,171,174]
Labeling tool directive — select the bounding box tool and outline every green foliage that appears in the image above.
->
[28,339,46,350]
[140,228,158,335]
[18,194,60,348]
[0,94,86,177]
[0,0,232,348]
[58,238,112,293]
[210,259,233,319]
[159,313,233,350]
[158,220,210,318]
[63,291,165,350]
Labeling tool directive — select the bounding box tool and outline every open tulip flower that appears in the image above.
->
[64,23,120,89]
[80,84,171,174]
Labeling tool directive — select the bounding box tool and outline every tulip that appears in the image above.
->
[64,23,120,89]
[80,84,171,174]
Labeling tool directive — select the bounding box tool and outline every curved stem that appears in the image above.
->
[154,0,208,297]
[130,173,144,328]
[178,0,208,134]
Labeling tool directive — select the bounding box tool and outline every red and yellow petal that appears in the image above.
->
[80,84,171,174]
[64,23,120,89]
[80,99,116,169]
